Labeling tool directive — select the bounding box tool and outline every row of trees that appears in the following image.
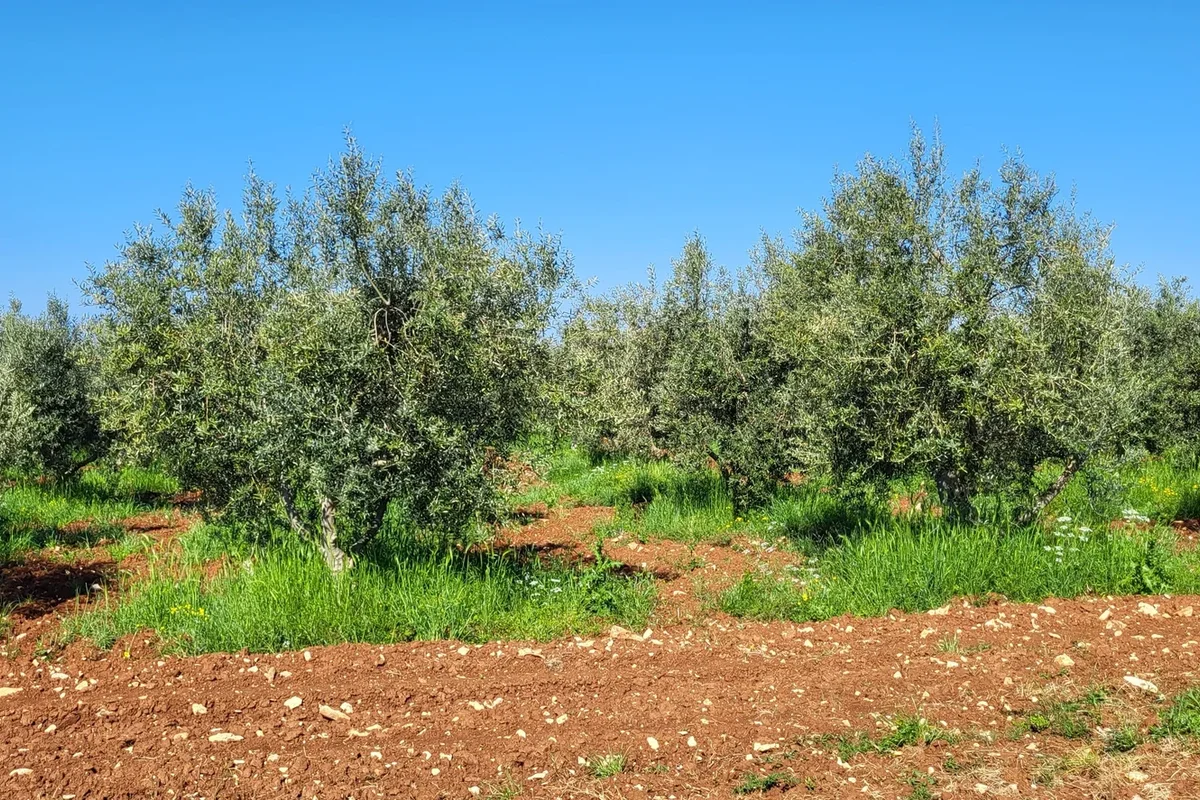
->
[5,132,1200,568]
[553,133,1200,516]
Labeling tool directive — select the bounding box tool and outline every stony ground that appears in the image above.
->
[2,510,1200,798]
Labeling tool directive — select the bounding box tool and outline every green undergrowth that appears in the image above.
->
[514,447,1200,622]
[64,524,655,654]
[719,521,1200,621]
[0,466,178,562]
[734,771,797,794]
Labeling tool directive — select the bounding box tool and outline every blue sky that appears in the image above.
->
[1,1,1197,311]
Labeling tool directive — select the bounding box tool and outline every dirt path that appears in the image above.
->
[3,595,1199,799]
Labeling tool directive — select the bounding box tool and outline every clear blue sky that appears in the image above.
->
[2,1,1197,311]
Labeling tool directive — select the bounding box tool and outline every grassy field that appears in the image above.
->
[66,524,655,653]
[9,447,1200,654]
[0,466,178,563]
[513,446,1200,623]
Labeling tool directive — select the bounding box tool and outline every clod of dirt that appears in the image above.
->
[320,704,350,722]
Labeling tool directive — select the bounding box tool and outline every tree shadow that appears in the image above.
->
[1,558,117,622]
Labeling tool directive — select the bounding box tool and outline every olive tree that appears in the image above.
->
[556,236,790,509]
[1132,279,1200,457]
[653,237,790,509]
[556,277,671,459]
[86,138,569,569]
[0,297,107,480]
[762,130,1149,518]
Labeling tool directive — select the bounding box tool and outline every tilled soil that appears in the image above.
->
[3,595,1200,799]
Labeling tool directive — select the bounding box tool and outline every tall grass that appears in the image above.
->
[65,526,655,653]
[720,519,1200,621]
[0,466,179,561]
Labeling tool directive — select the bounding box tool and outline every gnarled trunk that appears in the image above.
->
[279,485,353,573]
[318,496,354,573]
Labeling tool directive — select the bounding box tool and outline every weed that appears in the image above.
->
[1,466,176,562]
[734,771,796,794]
[483,774,521,800]
[1015,692,1104,740]
[1036,746,1100,785]
[1152,688,1200,739]
[834,716,950,761]
[719,516,1200,622]
[64,528,656,653]
[1104,724,1141,753]
[904,771,936,800]
[588,753,626,778]
[937,634,960,654]
[879,716,954,750]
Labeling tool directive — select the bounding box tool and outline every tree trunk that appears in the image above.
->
[279,484,307,537]
[934,468,973,522]
[318,496,354,573]
[1018,457,1082,527]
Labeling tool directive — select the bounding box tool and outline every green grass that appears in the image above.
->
[588,753,627,778]
[1151,688,1200,739]
[1104,724,1141,753]
[1,466,178,562]
[517,447,1200,626]
[1014,689,1106,740]
[734,771,796,795]
[831,716,952,761]
[719,519,1200,622]
[64,525,655,653]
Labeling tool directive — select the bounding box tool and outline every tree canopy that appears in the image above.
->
[86,138,570,568]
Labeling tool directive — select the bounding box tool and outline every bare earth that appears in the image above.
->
[2,510,1200,799]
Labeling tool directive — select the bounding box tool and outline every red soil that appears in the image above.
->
[3,509,1200,798]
